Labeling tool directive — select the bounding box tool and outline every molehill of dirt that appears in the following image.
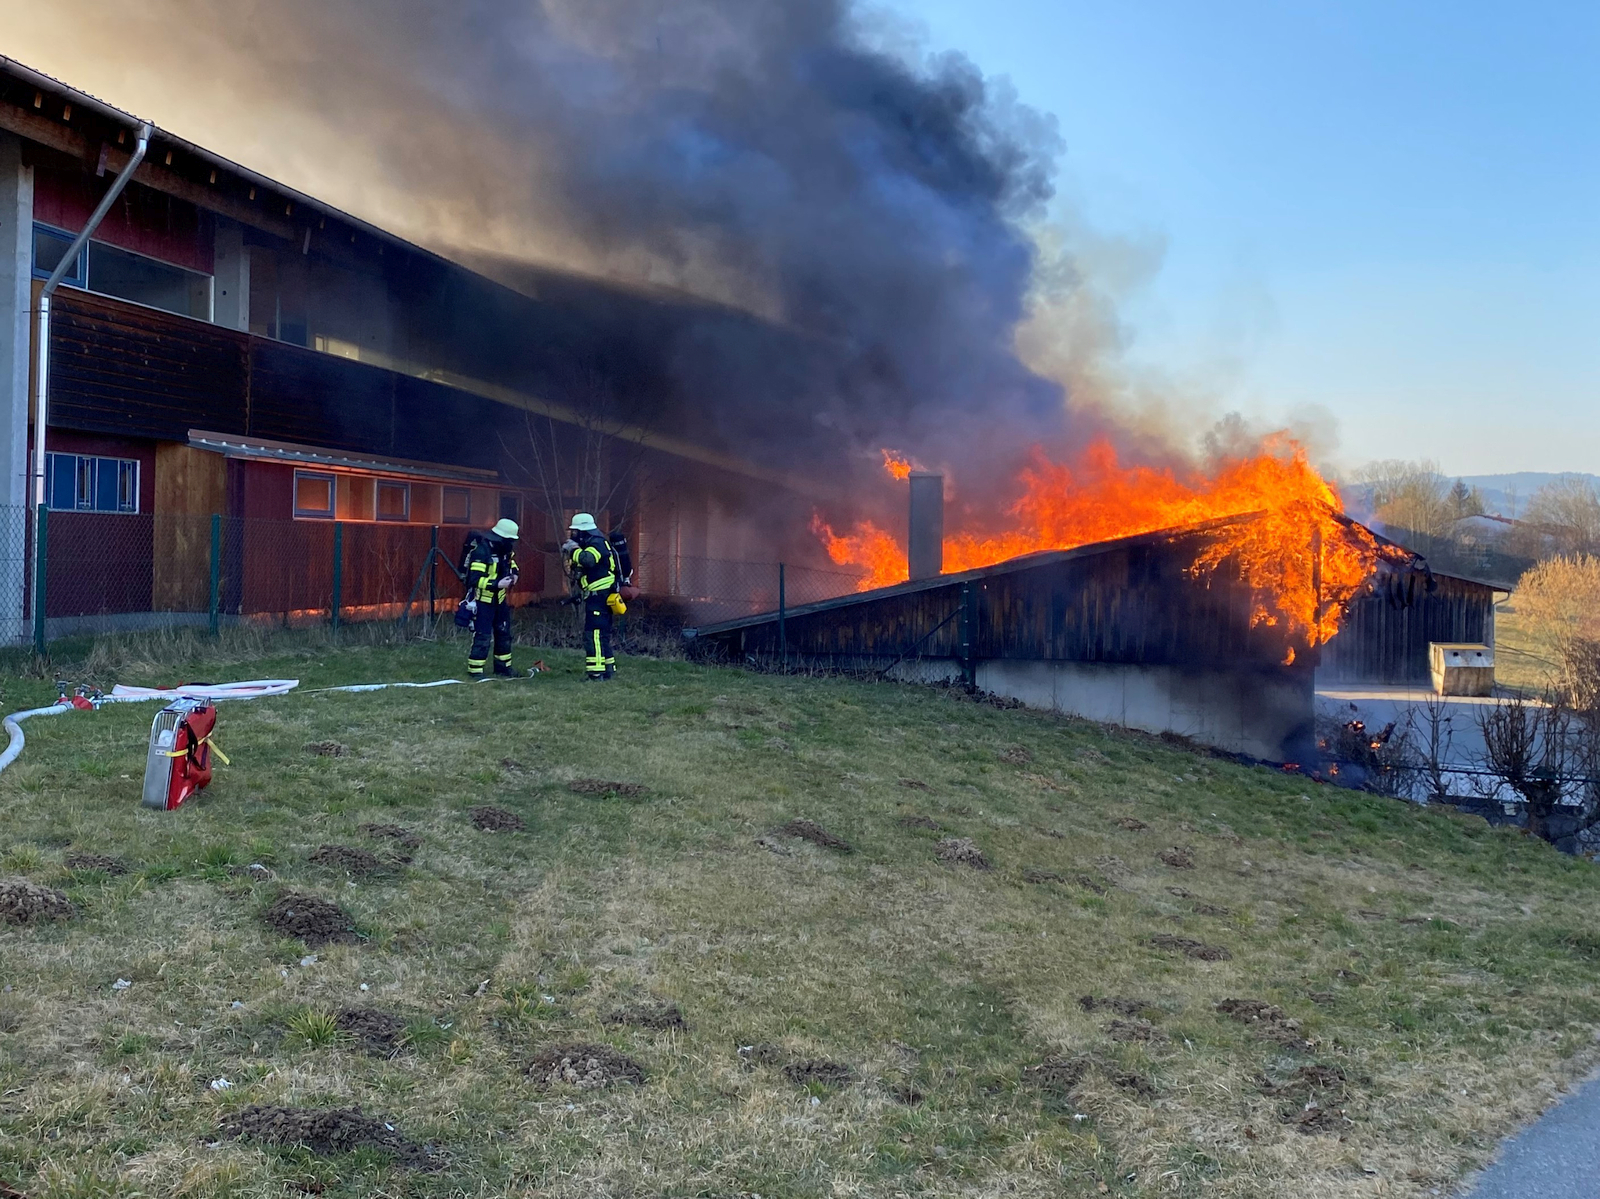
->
[776,818,853,852]
[737,1041,787,1068]
[469,805,524,832]
[1023,868,1063,884]
[262,892,356,946]
[784,1058,855,1087]
[1158,846,1195,869]
[63,852,127,875]
[1106,1018,1166,1043]
[605,1000,687,1030]
[1193,902,1232,917]
[304,741,348,757]
[897,777,931,791]
[897,813,941,830]
[218,1104,434,1168]
[999,746,1032,764]
[360,823,422,850]
[527,1042,645,1089]
[1150,933,1231,961]
[935,837,990,870]
[334,1007,408,1053]
[569,778,647,798]
[1025,1053,1154,1100]
[0,879,74,925]
[309,845,385,876]
[1217,998,1314,1050]
[1114,817,1149,831]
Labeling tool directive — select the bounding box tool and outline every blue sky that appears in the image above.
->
[883,0,1600,475]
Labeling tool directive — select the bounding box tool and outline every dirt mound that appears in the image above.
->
[568,779,647,798]
[262,892,356,946]
[1149,934,1231,961]
[527,1042,645,1089]
[1106,1018,1166,1043]
[605,1000,686,1030]
[1166,886,1195,898]
[1079,996,1151,1016]
[1114,817,1148,831]
[935,837,990,870]
[0,879,74,925]
[334,1007,407,1053]
[1073,873,1111,895]
[1288,1103,1350,1135]
[309,845,385,876]
[737,1042,787,1068]
[1192,902,1232,917]
[897,777,930,791]
[1217,998,1313,1050]
[63,852,126,875]
[890,1082,925,1105]
[360,823,421,850]
[304,741,348,758]
[776,818,852,852]
[218,1104,433,1168]
[469,806,524,832]
[897,814,941,830]
[1023,868,1063,884]
[784,1059,855,1087]
[1024,1053,1090,1095]
[999,746,1032,764]
[1158,846,1195,868]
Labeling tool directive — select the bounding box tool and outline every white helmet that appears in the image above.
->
[568,512,598,533]
[490,518,519,540]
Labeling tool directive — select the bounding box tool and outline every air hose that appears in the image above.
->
[0,677,467,777]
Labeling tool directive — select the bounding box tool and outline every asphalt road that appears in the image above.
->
[1460,1072,1600,1198]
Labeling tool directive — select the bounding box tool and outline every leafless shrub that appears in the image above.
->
[1476,693,1600,845]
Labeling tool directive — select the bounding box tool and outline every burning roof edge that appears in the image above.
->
[689,510,1503,639]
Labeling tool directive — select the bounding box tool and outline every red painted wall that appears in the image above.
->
[33,165,214,275]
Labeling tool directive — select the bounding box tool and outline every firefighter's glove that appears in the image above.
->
[464,599,478,615]
[561,539,578,554]
[496,577,513,591]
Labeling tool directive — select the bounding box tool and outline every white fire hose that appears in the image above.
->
[0,678,466,777]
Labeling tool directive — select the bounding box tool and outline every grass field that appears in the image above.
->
[1492,598,1565,697]
[2,624,1600,1198]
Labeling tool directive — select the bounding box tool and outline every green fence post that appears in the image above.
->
[32,504,47,657]
[208,513,221,637]
[331,521,343,637]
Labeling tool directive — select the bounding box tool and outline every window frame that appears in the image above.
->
[441,486,472,526]
[292,469,336,520]
[43,452,140,513]
[375,479,411,523]
[31,224,87,288]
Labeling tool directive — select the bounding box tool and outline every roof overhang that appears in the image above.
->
[187,430,501,486]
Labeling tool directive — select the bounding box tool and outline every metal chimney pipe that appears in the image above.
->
[33,122,152,510]
[907,471,943,580]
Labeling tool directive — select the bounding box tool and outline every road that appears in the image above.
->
[1458,1072,1600,1198]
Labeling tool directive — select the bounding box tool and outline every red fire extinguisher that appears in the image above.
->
[140,700,225,810]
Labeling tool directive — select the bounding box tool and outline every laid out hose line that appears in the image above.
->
[0,678,467,777]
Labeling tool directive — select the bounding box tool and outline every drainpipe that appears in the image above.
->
[33,121,152,510]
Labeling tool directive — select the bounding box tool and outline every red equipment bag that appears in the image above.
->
[141,701,223,810]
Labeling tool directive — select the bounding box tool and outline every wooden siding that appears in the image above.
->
[1317,575,1496,686]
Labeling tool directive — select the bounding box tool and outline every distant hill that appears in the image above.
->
[1454,472,1600,518]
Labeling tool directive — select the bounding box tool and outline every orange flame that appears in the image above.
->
[817,435,1409,646]
[881,448,915,481]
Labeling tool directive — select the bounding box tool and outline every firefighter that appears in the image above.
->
[464,517,524,679]
[564,512,623,680]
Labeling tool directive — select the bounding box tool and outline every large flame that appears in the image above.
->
[816,435,1409,647]
[881,448,915,480]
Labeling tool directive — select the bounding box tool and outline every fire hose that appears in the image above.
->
[0,677,467,778]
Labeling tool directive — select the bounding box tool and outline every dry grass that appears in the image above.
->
[1,628,1599,1197]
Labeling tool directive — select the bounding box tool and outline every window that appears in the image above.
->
[31,225,85,287]
[498,492,521,524]
[442,487,471,525]
[43,453,138,513]
[376,480,410,522]
[86,242,212,320]
[293,470,335,519]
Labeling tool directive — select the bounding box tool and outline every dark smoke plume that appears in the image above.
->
[13,0,1083,502]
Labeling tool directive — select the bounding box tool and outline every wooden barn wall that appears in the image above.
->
[1316,576,1494,686]
[718,534,1301,673]
[46,292,508,474]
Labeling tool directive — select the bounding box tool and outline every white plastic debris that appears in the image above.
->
[209,1077,232,1092]
[230,1000,244,1009]
[809,1096,820,1107]
[279,968,289,979]
[1073,1113,1088,1122]
[474,979,490,997]
[299,955,318,967]
[112,978,132,990]
[359,983,370,992]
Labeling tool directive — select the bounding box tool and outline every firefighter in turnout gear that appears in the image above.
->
[564,513,623,680]
[464,518,524,679]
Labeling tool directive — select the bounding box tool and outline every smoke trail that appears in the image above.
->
[7,1,1084,490]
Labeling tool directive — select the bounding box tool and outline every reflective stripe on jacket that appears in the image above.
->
[567,532,618,597]
[467,537,519,604]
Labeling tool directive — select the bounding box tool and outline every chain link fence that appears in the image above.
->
[0,503,864,649]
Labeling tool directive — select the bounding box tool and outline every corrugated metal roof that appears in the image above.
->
[187,429,501,485]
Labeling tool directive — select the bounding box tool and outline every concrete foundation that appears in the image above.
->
[887,655,1315,762]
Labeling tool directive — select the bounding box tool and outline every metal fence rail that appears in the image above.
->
[0,503,864,650]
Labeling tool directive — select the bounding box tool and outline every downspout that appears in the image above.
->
[32,121,152,510]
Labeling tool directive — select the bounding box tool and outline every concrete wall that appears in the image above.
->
[213,221,250,332]
[888,656,1314,762]
[0,131,32,642]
